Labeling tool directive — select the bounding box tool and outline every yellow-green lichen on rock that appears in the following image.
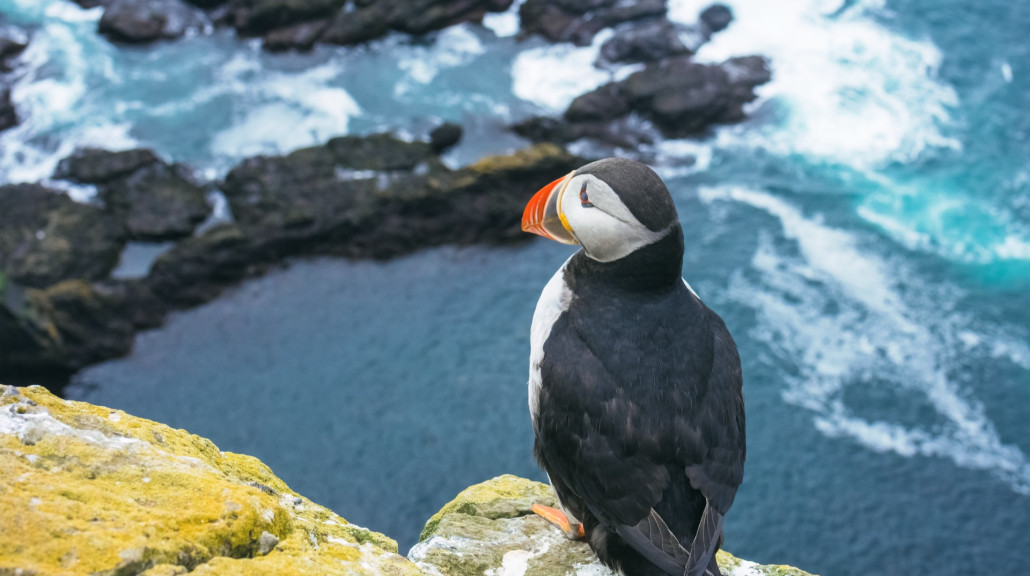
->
[0,384,419,576]
[410,475,820,576]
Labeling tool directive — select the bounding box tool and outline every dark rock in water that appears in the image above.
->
[0,184,126,289]
[519,0,666,46]
[100,162,211,241]
[319,8,391,46]
[221,144,380,230]
[145,222,268,306]
[0,22,29,72]
[429,122,463,153]
[55,148,210,241]
[0,88,15,133]
[565,82,630,123]
[513,54,770,146]
[320,0,513,46]
[598,18,690,65]
[261,18,329,51]
[0,277,153,384]
[98,0,208,43]
[231,0,344,36]
[54,148,161,184]
[511,115,653,150]
[327,132,435,171]
[700,3,733,34]
[623,55,770,136]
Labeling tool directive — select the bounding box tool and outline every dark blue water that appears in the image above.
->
[4,0,1028,574]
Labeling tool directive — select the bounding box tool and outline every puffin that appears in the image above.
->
[522,158,745,576]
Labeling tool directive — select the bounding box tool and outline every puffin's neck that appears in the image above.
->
[568,225,685,293]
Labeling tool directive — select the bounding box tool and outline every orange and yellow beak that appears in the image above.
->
[521,170,578,245]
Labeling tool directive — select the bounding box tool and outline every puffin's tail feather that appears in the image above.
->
[683,501,724,576]
[613,509,690,576]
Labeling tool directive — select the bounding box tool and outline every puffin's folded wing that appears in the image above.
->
[613,508,690,576]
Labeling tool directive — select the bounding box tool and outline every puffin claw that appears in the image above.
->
[532,503,586,540]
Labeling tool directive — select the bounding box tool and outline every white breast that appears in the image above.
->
[528,258,573,425]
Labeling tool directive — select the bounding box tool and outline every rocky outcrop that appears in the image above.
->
[87,0,513,50]
[0,184,127,289]
[412,475,818,576]
[97,0,209,43]
[513,54,770,148]
[0,384,421,576]
[0,138,583,388]
[0,385,816,576]
[55,148,211,241]
[518,0,666,46]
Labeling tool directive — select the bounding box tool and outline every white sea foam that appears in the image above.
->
[394,24,486,96]
[482,0,525,38]
[700,185,1030,494]
[669,0,961,169]
[511,30,619,113]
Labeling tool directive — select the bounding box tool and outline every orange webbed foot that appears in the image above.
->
[532,503,586,540]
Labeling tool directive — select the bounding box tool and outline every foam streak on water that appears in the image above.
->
[700,185,1030,495]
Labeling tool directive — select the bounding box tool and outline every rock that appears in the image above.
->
[429,122,463,154]
[0,87,15,133]
[0,184,126,289]
[0,21,29,72]
[54,147,161,184]
[598,18,690,65]
[231,0,345,36]
[0,384,422,576]
[261,18,329,51]
[623,55,770,136]
[320,0,513,47]
[411,475,818,576]
[55,149,211,241]
[100,162,211,241]
[514,55,770,147]
[700,3,733,34]
[327,132,436,171]
[0,277,159,386]
[221,144,380,230]
[144,223,277,307]
[518,0,666,46]
[98,0,208,44]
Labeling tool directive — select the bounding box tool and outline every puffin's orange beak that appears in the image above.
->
[522,171,578,245]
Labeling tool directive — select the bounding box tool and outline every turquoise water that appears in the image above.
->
[3,0,1028,574]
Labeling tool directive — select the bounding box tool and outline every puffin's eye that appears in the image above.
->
[579,183,594,207]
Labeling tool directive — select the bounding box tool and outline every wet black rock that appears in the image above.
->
[429,122,463,153]
[54,148,161,184]
[514,55,770,147]
[98,0,208,43]
[622,54,770,136]
[55,148,211,241]
[699,3,733,34]
[101,163,211,241]
[519,0,666,46]
[230,0,345,36]
[0,22,29,72]
[0,184,127,289]
[319,0,513,48]
[0,88,15,133]
[598,18,690,65]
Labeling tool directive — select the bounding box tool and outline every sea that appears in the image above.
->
[1,0,1028,575]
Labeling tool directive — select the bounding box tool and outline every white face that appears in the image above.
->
[557,173,670,263]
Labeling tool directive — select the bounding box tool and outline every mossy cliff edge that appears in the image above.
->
[0,385,816,576]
